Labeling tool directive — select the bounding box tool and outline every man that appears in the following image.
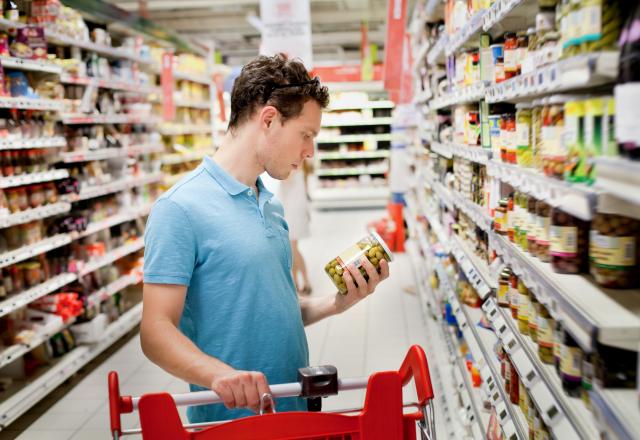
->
[141,54,390,424]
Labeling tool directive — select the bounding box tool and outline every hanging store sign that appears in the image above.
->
[161,52,175,122]
[384,0,407,96]
[260,0,313,68]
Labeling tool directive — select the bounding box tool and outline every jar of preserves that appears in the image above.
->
[550,208,590,274]
[532,99,544,171]
[542,95,568,179]
[590,211,640,289]
[325,231,393,294]
[536,200,552,262]
[504,113,517,164]
[494,198,509,235]
[498,268,511,307]
[504,32,518,80]
[509,272,519,319]
[527,196,539,255]
[516,103,533,167]
[529,294,540,342]
[516,31,529,74]
[537,305,554,364]
[518,193,530,250]
[560,331,583,398]
[27,184,45,209]
[517,279,531,335]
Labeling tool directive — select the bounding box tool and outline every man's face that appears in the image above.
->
[261,100,322,180]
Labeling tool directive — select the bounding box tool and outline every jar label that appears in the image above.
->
[581,5,602,41]
[560,345,582,379]
[537,216,550,244]
[516,122,530,148]
[615,84,640,144]
[504,49,517,72]
[589,232,636,267]
[541,126,560,156]
[518,293,530,318]
[537,317,554,347]
[527,213,539,240]
[498,284,510,305]
[337,244,366,269]
[550,226,578,256]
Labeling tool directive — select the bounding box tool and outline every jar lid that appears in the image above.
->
[516,102,533,110]
[370,229,394,262]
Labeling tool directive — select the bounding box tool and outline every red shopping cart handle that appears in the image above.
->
[108,344,434,439]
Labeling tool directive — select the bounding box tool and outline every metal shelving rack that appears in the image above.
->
[408,0,640,438]
[311,91,394,209]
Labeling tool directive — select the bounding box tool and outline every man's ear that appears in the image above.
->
[260,105,279,129]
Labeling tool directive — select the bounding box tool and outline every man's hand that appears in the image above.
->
[334,258,390,313]
[210,370,272,413]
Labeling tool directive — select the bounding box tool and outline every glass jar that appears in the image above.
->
[550,207,590,274]
[529,294,540,342]
[582,354,594,408]
[504,32,518,80]
[509,272,519,319]
[554,320,563,373]
[516,103,533,167]
[510,359,520,404]
[494,198,509,235]
[532,99,544,171]
[590,212,640,289]
[536,200,552,262]
[560,331,583,398]
[504,112,517,164]
[44,182,58,204]
[325,231,393,294]
[542,95,568,179]
[19,261,42,287]
[527,196,539,255]
[516,31,529,75]
[498,268,511,307]
[27,185,45,209]
[518,193,530,250]
[507,196,516,242]
[517,279,531,335]
[537,305,554,364]
[563,99,586,182]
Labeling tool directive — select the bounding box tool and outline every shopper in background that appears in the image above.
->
[277,161,313,295]
[141,54,390,424]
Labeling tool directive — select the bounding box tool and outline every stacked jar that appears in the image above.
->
[550,207,590,274]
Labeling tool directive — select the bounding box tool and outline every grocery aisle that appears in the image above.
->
[10,208,431,440]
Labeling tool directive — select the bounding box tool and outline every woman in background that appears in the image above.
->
[278,162,312,295]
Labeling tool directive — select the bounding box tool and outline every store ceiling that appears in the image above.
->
[107,0,396,66]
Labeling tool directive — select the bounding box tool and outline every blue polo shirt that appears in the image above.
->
[143,156,309,423]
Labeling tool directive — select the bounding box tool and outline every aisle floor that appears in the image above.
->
[11,209,430,439]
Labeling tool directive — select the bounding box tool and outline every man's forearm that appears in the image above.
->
[299,294,339,326]
[140,318,232,388]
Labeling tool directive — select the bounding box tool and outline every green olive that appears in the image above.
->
[370,257,379,266]
[333,274,342,283]
[375,251,384,260]
[336,267,343,276]
[329,268,336,276]
[367,248,377,258]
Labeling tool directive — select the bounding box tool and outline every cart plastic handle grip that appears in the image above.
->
[398,345,434,406]
[109,371,133,438]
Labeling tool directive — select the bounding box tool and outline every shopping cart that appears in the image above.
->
[108,344,435,440]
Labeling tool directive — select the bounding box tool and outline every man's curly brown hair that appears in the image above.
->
[228,53,329,133]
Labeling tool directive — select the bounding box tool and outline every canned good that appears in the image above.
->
[324,231,393,295]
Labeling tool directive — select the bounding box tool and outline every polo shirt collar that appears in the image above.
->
[203,156,274,204]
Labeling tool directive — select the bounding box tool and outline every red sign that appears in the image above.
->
[383,0,407,95]
[399,33,414,104]
[312,64,384,83]
[161,52,175,122]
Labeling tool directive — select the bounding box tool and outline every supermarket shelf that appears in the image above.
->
[485,52,618,104]
[321,117,393,127]
[59,144,164,163]
[0,56,62,74]
[430,142,492,165]
[435,262,526,439]
[0,169,69,189]
[590,385,640,440]
[159,124,213,136]
[414,41,430,69]
[482,0,538,32]
[78,237,145,278]
[60,114,160,125]
[173,99,212,110]
[413,89,433,104]
[490,232,640,352]
[60,75,156,94]
[594,157,640,206]
[0,301,143,429]
[0,273,77,319]
[429,82,486,111]
[450,234,496,299]
[317,150,390,160]
[85,272,142,308]
[445,11,486,56]
[0,136,66,151]
[174,71,211,85]
[316,133,393,143]
[327,100,394,111]
[0,233,72,269]
[324,81,384,93]
[310,186,390,209]
[161,150,209,166]
[0,317,74,370]
[0,97,63,112]
[77,203,153,239]
[0,202,71,229]
[66,173,163,202]
[428,177,493,232]
[316,166,388,176]
[482,297,599,439]
[486,161,597,221]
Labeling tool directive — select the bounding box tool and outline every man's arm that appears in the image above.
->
[141,283,270,412]
[299,258,389,326]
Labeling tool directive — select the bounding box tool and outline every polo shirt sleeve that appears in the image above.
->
[144,198,197,286]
